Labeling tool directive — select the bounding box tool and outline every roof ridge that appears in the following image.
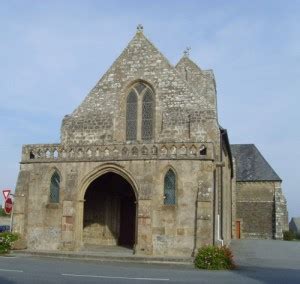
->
[176,55,202,72]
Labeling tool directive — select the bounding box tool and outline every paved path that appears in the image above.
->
[0,240,299,283]
[230,239,300,283]
[231,239,300,269]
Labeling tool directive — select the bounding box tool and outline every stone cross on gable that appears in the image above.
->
[183,47,191,57]
[137,24,144,33]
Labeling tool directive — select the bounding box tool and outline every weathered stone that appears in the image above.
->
[232,144,288,240]
[12,28,285,258]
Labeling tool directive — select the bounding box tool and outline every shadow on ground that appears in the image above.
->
[234,265,300,283]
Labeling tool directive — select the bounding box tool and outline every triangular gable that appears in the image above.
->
[70,30,210,117]
[176,56,216,111]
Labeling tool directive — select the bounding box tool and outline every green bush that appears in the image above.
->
[0,232,19,254]
[0,208,10,217]
[283,230,296,241]
[194,245,235,270]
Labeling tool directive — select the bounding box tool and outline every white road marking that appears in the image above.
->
[62,273,170,281]
[0,268,23,273]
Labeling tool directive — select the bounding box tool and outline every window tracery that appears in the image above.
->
[126,90,138,141]
[126,82,154,141]
[142,89,154,140]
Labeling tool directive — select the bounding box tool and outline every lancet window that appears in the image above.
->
[126,82,154,141]
[50,171,60,203]
[164,169,176,205]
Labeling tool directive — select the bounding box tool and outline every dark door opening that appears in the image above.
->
[119,195,136,247]
[236,221,241,239]
[83,172,136,248]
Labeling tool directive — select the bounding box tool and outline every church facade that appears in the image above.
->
[12,27,287,256]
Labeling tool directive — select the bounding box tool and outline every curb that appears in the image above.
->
[12,250,194,265]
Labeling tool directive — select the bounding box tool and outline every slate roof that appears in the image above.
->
[289,217,300,233]
[230,144,281,182]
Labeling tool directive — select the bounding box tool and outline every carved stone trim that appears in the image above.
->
[22,142,214,163]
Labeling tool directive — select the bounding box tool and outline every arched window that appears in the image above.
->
[126,90,137,141]
[164,169,176,205]
[126,82,155,141]
[142,89,154,140]
[50,171,60,203]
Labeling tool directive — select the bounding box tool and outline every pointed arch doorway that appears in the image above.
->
[83,172,137,248]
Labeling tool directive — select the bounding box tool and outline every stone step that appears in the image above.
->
[12,249,194,265]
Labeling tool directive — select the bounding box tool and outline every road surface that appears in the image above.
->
[0,240,299,283]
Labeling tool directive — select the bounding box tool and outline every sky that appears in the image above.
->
[0,0,299,218]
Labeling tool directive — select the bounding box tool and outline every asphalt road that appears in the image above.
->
[0,240,299,283]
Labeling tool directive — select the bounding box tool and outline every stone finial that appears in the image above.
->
[137,24,144,33]
[183,47,191,57]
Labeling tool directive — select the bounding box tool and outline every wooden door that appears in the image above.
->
[236,221,241,239]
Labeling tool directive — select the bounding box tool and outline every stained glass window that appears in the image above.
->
[126,90,137,141]
[142,89,154,140]
[164,169,176,205]
[50,171,60,203]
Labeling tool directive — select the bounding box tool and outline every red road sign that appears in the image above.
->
[4,197,13,214]
[2,189,11,200]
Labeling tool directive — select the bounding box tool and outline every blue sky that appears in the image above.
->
[0,0,299,218]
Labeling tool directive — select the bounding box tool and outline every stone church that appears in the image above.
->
[13,26,288,257]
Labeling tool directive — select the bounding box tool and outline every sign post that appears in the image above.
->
[2,189,13,232]
[8,197,13,233]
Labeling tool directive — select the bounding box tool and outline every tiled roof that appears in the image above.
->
[290,218,300,232]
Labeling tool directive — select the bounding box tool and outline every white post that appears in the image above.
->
[9,193,14,233]
[9,204,13,233]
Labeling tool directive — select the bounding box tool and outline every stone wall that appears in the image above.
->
[236,181,288,239]
[14,155,217,256]
[13,29,235,257]
[60,31,219,147]
[274,182,289,239]
[176,56,217,112]
[231,158,237,239]
[236,182,276,239]
[221,147,233,244]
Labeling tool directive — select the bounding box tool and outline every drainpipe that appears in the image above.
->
[192,185,200,257]
[212,170,216,245]
[214,163,224,246]
[216,129,225,246]
[220,136,224,241]
[217,214,224,246]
